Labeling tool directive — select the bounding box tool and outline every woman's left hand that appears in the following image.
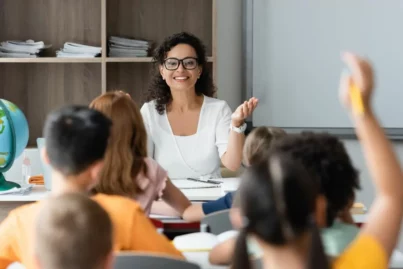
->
[231,97,259,126]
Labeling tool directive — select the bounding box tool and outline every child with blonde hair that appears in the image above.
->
[182,126,287,222]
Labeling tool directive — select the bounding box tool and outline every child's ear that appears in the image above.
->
[90,160,104,181]
[314,195,327,228]
[41,147,50,165]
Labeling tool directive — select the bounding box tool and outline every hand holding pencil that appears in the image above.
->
[339,52,374,117]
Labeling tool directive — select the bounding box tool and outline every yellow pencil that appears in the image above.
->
[350,82,365,115]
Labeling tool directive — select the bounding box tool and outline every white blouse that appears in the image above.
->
[140,95,232,179]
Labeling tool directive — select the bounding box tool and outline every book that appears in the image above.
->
[108,36,151,57]
[56,42,101,58]
[0,40,51,57]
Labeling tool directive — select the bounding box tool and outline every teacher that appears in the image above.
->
[140,32,258,179]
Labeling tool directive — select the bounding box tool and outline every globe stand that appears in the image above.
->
[0,99,26,192]
[0,173,20,191]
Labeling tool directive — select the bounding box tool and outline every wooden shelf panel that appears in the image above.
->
[106,56,213,63]
[0,58,102,63]
[107,0,213,55]
[0,0,102,56]
[0,57,213,63]
[0,63,102,147]
[106,63,151,106]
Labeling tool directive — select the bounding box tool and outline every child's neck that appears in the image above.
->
[51,172,90,196]
[259,233,311,269]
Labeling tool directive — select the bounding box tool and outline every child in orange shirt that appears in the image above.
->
[34,193,113,269]
[0,105,182,269]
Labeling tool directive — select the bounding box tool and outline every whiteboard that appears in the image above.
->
[250,0,403,130]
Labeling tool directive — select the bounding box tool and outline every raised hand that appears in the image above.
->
[339,52,374,115]
[231,97,259,126]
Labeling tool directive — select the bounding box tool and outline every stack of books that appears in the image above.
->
[0,40,51,58]
[108,36,150,57]
[56,42,102,58]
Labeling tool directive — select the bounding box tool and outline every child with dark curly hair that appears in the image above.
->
[208,132,362,265]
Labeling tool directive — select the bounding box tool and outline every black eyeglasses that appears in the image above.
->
[163,57,198,70]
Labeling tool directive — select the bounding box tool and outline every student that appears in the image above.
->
[231,52,403,269]
[34,193,113,269]
[208,132,361,264]
[182,126,286,222]
[273,132,361,257]
[0,105,183,269]
[89,91,191,215]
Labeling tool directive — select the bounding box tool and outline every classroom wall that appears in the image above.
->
[216,0,403,252]
[344,140,403,250]
[215,0,243,110]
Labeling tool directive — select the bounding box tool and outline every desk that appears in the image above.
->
[0,186,49,222]
[171,178,239,201]
[0,178,239,222]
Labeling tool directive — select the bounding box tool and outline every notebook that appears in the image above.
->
[36,138,53,191]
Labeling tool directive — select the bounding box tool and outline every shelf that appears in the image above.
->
[106,56,214,63]
[0,63,102,146]
[0,0,101,56]
[0,0,216,147]
[0,58,102,63]
[0,57,213,63]
[107,0,213,55]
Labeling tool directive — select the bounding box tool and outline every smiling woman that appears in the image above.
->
[141,32,258,180]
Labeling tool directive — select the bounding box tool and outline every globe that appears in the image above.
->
[0,99,29,191]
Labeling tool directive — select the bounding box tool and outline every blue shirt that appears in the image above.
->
[202,192,235,215]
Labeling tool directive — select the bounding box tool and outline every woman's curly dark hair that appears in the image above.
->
[145,32,216,115]
[271,132,361,227]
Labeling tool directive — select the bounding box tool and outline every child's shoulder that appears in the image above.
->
[9,202,41,221]
[92,193,143,213]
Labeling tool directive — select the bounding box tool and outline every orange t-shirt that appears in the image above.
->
[0,193,183,269]
[333,234,387,269]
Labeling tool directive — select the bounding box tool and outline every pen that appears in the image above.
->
[350,82,365,116]
[186,178,222,184]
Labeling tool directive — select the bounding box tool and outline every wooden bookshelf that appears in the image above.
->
[0,58,102,63]
[0,0,216,146]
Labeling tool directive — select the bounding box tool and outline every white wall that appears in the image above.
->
[344,139,403,250]
[216,0,243,110]
[215,0,403,252]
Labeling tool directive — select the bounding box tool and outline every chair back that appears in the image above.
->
[114,253,200,269]
[200,209,233,235]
